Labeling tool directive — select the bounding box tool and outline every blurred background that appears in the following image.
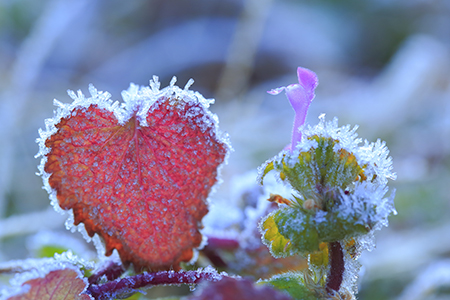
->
[0,0,449,299]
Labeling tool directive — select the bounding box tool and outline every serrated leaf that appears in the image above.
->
[262,273,318,300]
[315,213,368,243]
[261,207,370,257]
[260,211,293,257]
[6,268,91,300]
[273,136,365,200]
[261,209,320,257]
[40,83,228,271]
[188,277,293,300]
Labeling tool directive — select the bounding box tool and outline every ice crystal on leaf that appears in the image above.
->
[3,268,91,300]
[36,77,230,272]
[259,115,397,263]
[0,252,93,300]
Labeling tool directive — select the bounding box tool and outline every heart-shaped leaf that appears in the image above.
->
[37,78,229,271]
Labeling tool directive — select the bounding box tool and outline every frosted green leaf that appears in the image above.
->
[273,136,365,201]
[315,210,369,242]
[260,207,371,257]
[260,210,293,257]
[260,209,320,257]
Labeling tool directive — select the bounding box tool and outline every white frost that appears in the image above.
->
[0,252,94,300]
[36,77,231,268]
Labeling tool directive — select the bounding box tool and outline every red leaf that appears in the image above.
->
[6,268,91,300]
[38,80,229,271]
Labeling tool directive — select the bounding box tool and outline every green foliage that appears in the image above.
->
[262,209,319,256]
[262,136,365,202]
[260,209,294,257]
[261,206,370,257]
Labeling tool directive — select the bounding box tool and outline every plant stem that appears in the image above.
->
[88,262,125,284]
[202,246,228,268]
[86,268,226,300]
[206,236,239,250]
[201,236,240,268]
[326,241,344,294]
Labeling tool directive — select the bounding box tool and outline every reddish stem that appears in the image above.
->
[201,236,240,268]
[206,236,240,250]
[88,262,125,285]
[201,246,228,268]
[86,269,225,300]
[326,241,344,294]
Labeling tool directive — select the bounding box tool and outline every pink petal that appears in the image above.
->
[267,86,285,95]
[297,67,318,98]
[267,67,319,152]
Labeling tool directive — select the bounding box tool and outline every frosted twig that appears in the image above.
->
[86,268,228,300]
[88,262,125,285]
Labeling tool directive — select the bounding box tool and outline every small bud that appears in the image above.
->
[303,199,322,211]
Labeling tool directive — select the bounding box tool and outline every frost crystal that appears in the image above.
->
[258,114,396,295]
[300,114,396,186]
[259,67,397,299]
[260,114,396,194]
[0,252,93,300]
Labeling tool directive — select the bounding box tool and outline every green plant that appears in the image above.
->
[0,68,396,300]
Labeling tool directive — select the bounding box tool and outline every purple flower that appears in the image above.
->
[268,67,318,151]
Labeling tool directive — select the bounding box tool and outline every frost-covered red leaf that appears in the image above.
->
[6,268,91,300]
[37,78,229,271]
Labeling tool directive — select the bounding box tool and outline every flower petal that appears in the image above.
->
[267,86,286,95]
[267,67,319,151]
[297,67,318,99]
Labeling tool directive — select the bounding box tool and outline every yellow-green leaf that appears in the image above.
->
[261,211,292,258]
[260,161,275,184]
